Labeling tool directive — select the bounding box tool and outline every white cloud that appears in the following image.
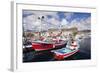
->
[23,10,91,31]
[61,18,69,25]
[23,15,36,31]
[64,13,74,20]
[47,18,60,25]
[23,10,61,31]
[23,10,33,16]
[23,14,53,31]
[68,17,91,31]
[28,11,59,19]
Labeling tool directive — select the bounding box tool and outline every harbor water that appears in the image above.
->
[23,37,91,62]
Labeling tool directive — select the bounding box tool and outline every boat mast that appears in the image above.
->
[38,16,44,37]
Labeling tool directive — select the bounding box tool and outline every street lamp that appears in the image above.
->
[37,15,45,36]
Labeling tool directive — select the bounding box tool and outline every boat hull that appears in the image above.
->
[52,48,79,60]
[32,43,54,51]
[32,41,67,51]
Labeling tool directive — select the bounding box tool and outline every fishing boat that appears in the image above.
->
[31,16,67,51]
[51,40,79,60]
[32,40,67,51]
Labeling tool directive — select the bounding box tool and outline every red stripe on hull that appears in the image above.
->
[54,50,79,60]
[32,41,66,51]
[32,43,54,51]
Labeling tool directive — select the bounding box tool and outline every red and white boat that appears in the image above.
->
[30,15,68,51]
[32,40,67,51]
[51,40,79,60]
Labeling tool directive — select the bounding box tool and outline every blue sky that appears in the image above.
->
[23,10,91,31]
[69,12,90,21]
[48,12,91,22]
[23,10,91,22]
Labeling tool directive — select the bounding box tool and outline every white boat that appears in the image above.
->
[51,40,80,60]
